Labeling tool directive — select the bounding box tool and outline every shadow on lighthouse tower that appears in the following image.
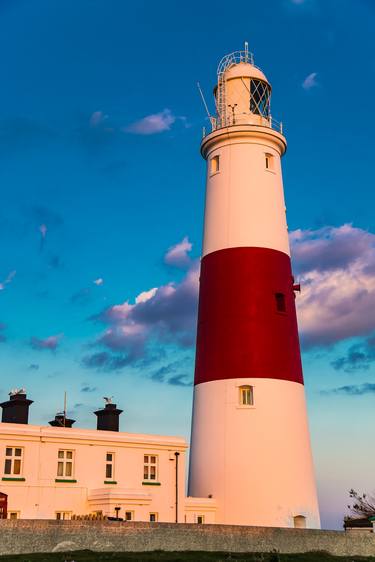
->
[188,44,321,529]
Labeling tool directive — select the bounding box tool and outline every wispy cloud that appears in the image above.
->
[81,384,98,393]
[82,351,133,371]
[150,359,192,386]
[70,287,92,306]
[322,383,375,396]
[30,334,63,351]
[125,109,176,135]
[89,111,108,128]
[0,270,16,291]
[302,72,318,90]
[164,237,192,268]
[331,337,375,373]
[0,323,6,343]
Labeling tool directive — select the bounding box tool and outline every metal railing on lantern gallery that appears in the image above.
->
[202,44,284,138]
[202,114,284,138]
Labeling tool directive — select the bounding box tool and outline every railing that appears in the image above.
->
[203,114,284,138]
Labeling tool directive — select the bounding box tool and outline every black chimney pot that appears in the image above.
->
[0,390,33,424]
[95,402,123,432]
[49,413,76,428]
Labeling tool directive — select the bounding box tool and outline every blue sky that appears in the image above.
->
[0,0,375,529]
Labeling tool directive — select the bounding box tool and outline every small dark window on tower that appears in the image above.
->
[265,153,274,170]
[210,155,220,174]
[275,292,286,313]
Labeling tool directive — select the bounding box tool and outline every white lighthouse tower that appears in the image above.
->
[188,45,320,529]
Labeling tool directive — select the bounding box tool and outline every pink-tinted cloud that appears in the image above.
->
[30,334,63,351]
[164,236,192,268]
[125,109,176,135]
[302,72,318,90]
[89,111,108,127]
[292,225,375,347]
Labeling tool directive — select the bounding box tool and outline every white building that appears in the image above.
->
[0,392,216,522]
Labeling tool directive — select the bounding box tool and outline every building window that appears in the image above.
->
[149,512,158,522]
[294,515,306,529]
[106,452,114,480]
[196,515,205,524]
[125,511,134,521]
[239,385,254,406]
[144,455,158,481]
[265,153,274,170]
[275,292,286,313]
[8,511,19,520]
[57,450,74,478]
[56,511,72,520]
[210,155,220,174]
[4,447,23,476]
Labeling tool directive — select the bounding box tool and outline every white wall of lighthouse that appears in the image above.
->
[188,47,320,528]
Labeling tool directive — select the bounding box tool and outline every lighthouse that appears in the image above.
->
[188,45,320,529]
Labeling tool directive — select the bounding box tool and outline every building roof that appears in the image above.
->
[344,517,372,529]
[0,422,188,449]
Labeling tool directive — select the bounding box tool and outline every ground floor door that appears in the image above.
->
[0,492,8,519]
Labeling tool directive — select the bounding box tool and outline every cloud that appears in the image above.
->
[84,241,199,370]
[0,118,56,152]
[28,364,39,370]
[48,255,63,270]
[39,223,47,251]
[30,334,62,351]
[0,270,16,291]
[81,384,98,393]
[30,206,63,229]
[93,278,104,286]
[71,287,92,306]
[89,111,108,128]
[292,225,375,348]
[302,72,318,90]
[164,237,193,268]
[322,383,375,396]
[82,351,132,371]
[125,109,176,135]
[150,360,192,386]
[83,224,375,373]
[331,337,375,372]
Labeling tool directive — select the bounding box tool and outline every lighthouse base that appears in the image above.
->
[188,378,320,529]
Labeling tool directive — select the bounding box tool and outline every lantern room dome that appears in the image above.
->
[224,61,269,86]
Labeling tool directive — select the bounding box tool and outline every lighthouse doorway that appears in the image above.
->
[0,492,8,519]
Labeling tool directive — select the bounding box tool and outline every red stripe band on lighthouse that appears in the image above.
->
[194,246,303,386]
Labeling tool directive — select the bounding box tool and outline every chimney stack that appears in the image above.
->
[49,413,75,428]
[0,389,33,424]
[95,398,123,431]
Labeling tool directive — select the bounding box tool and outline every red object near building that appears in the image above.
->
[0,493,8,519]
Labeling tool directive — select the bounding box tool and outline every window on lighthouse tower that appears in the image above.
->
[210,155,220,175]
[239,385,254,406]
[275,292,286,313]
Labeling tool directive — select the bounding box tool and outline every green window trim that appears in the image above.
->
[2,477,25,482]
[104,480,117,484]
[55,479,77,483]
[142,481,161,486]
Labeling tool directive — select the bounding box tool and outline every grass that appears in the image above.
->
[1,552,375,562]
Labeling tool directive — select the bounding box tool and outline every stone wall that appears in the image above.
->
[1,521,375,557]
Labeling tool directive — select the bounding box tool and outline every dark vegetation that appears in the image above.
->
[1,551,375,562]
[348,489,375,518]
